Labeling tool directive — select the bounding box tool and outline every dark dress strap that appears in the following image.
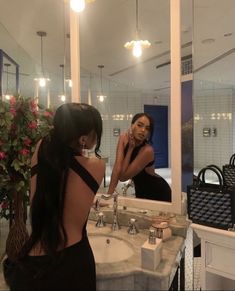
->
[31,164,38,177]
[70,157,99,194]
[31,158,99,194]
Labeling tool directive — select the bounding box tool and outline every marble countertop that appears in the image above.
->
[87,220,185,289]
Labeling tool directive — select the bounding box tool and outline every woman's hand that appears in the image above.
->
[127,129,135,149]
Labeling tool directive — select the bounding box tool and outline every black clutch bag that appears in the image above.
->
[187,165,235,230]
[223,154,235,187]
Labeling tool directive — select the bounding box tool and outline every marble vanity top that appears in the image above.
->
[87,220,185,290]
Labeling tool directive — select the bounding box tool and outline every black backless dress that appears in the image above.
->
[124,143,172,202]
[3,156,99,291]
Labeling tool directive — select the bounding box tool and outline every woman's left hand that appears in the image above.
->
[128,129,135,149]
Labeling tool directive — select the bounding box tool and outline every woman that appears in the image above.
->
[4,103,105,291]
[108,113,171,202]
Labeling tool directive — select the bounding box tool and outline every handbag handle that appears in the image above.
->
[196,166,223,190]
[229,153,235,165]
[206,164,226,185]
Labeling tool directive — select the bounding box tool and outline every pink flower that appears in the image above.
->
[0,151,6,160]
[9,96,16,106]
[28,121,37,129]
[44,111,53,117]
[23,138,32,146]
[20,148,30,156]
[1,201,9,209]
[30,100,38,112]
[10,107,17,116]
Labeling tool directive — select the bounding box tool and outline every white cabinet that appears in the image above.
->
[191,223,235,290]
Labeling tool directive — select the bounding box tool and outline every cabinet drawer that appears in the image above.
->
[206,242,235,278]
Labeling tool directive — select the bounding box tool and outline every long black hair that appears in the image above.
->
[22,103,102,257]
[131,112,154,143]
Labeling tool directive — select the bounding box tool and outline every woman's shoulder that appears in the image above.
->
[139,143,154,157]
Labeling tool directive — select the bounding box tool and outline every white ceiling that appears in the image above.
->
[0,0,234,95]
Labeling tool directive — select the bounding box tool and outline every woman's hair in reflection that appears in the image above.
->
[22,103,102,257]
[131,113,154,143]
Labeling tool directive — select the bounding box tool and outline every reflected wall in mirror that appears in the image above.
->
[193,0,235,178]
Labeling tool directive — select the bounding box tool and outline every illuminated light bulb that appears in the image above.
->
[132,40,142,57]
[70,0,85,12]
[5,94,11,100]
[60,95,66,102]
[98,95,105,102]
[39,78,46,87]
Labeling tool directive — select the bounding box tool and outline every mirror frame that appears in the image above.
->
[70,0,183,214]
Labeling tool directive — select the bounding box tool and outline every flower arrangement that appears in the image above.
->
[0,95,54,221]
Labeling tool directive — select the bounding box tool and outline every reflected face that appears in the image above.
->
[131,116,151,143]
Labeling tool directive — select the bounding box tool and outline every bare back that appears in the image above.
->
[30,142,105,255]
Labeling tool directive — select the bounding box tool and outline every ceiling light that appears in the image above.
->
[124,0,151,58]
[97,65,106,102]
[34,31,50,87]
[70,0,95,13]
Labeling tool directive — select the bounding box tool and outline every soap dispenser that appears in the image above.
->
[152,221,172,241]
[141,228,162,271]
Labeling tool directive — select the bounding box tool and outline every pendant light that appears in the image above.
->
[97,65,106,102]
[70,0,95,13]
[3,63,12,100]
[59,64,66,102]
[34,31,50,87]
[124,0,151,58]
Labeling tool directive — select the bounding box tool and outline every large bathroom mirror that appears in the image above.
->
[0,0,191,214]
[193,0,235,177]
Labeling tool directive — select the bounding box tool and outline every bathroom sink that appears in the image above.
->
[89,234,134,263]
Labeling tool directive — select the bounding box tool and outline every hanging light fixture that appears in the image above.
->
[59,64,66,102]
[97,65,106,102]
[124,0,151,58]
[34,31,50,87]
[3,63,12,100]
[70,0,95,13]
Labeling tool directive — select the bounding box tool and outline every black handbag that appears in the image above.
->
[223,154,235,187]
[187,165,235,230]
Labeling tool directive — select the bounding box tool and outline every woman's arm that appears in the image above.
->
[107,133,128,194]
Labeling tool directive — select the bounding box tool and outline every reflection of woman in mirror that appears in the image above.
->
[108,113,171,201]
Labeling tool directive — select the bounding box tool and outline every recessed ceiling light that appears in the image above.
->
[201,38,215,44]
[224,32,232,37]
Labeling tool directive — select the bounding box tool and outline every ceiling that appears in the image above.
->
[0,0,234,96]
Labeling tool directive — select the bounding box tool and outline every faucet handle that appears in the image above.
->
[96,212,106,228]
[127,218,139,235]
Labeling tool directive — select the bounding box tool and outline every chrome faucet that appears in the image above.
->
[122,179,134,196]
[127,218,139,235]
[101,190,120,231]
[96,212,106,228]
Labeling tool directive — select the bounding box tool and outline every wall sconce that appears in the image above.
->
[34,31,50,88]
[97,65,106,102]
[3,63,12,100]
[58,64,66,102]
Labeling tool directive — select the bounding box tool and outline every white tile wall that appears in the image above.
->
[193,88,234,169]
